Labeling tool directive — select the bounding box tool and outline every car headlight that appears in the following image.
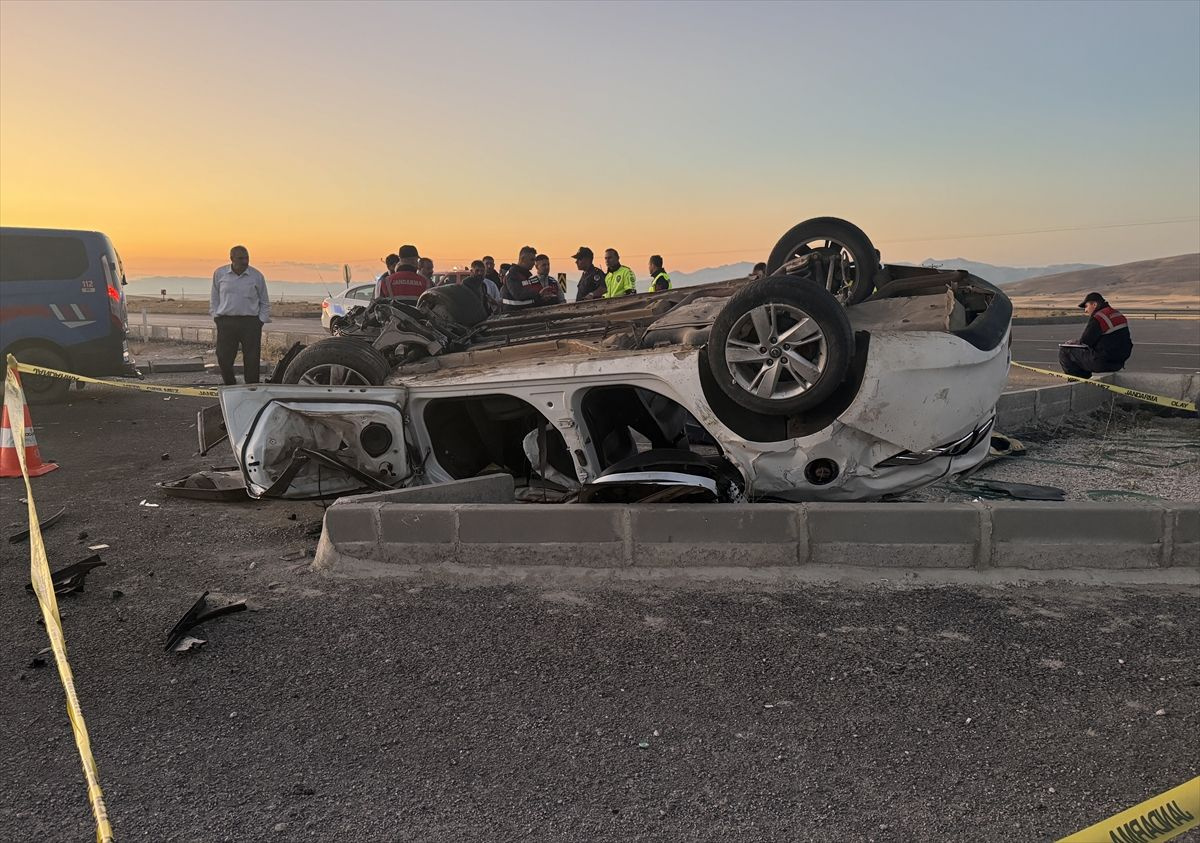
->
[874,417,994,468]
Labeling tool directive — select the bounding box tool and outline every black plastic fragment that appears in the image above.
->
[164,591,247,652]
[25,555,106,595]
[9,506,66,543]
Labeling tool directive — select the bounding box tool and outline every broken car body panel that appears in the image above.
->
[219,387,411,499]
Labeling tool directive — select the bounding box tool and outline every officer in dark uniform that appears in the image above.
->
[1058,292,1133,378]
[573,247,606,302]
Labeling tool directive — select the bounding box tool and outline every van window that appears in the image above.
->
[0,234,90,283]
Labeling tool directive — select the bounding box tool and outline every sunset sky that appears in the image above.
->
[2,0,1198,284]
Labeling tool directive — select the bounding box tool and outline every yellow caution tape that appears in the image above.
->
[4,357,114,842]
[13,360,218,398]
[1058,775,1200,842]
[1012,362,1197,412]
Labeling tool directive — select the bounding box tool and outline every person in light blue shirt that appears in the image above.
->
[210,245,270,384]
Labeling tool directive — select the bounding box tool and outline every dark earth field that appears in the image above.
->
[1,373,1197,842]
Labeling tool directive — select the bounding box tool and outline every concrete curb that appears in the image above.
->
[995,372,1198,429]
[147,358,206,373]
[126,322,327,347]
[996,375,1114,428]
[314,500,1200,584]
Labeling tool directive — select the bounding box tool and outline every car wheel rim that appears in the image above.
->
[781,238,859,303]
[296,364,373,386]
[725,302,827,400]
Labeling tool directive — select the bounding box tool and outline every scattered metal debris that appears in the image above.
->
[953,478,1066,501]
[197,403,228,455]
[8,506,66,543]
[25,555,106,596]
[139,499,160,508]
[157,470,249,502]
[164,591,248,652]
[172,636,207,652]
[988,432,1026,459]
[28,649,50,669]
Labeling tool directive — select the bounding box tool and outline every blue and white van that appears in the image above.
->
[0,227,138,401]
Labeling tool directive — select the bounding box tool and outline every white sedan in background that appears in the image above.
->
[320,283,376,332]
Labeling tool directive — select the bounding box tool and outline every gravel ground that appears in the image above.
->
[1,369,1197,842]
[903,407,1200,503]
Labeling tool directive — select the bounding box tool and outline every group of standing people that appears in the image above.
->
[374,243,688,315]
[209,244,1136,388]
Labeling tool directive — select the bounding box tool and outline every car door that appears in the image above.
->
[219,384,412,498]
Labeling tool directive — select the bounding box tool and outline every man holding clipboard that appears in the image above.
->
[1058,292,1133,378]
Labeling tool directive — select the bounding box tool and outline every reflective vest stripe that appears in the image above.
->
[1094,307,1129,334]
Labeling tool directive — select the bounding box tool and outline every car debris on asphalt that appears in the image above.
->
[164,591,248,652]
[157,469,249,501]
[24,554,107,595]
[8,505,66,543]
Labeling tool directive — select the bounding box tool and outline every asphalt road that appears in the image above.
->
[138,313,1200,374]
[1,374,1197,842]
[1011,319,1200,373]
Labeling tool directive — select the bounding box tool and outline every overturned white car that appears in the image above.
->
[214,218,1012,502]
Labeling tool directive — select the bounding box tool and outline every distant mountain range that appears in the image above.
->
[894,259,1103,285]
[1004,253,1199,304]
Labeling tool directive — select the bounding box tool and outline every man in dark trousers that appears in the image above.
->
[573,246,606,301]
[377,244,429,302]
[1058,291,1133,378]
[210,245,270,385]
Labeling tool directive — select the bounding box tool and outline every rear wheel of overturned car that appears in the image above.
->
[281,338,390,386]
[707,277,854,416]
[765,216,880,305]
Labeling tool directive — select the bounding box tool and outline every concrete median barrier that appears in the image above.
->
[313,499,1200,584]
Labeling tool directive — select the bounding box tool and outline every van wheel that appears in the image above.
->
[281,338,390,386]
[11,346,72,404]
[706,278,854,416]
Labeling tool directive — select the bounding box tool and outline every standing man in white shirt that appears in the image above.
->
[210,245,270,384]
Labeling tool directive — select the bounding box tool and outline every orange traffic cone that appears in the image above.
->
[0,400,58,477]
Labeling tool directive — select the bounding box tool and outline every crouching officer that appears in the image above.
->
[1058,292,1133,378]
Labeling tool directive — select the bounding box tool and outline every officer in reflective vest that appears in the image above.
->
[1059,291,1133,378]
[649,254,672,293]
[602,248,637,298]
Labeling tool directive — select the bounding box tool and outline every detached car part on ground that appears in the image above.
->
[213,217,1012,503]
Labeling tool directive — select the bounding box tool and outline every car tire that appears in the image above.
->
[765,216,880,305]
[328,316,344,334]
[707,277,854,416]
[417,284,489,328]
[11,345,72,404]
[281,338,390,386]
